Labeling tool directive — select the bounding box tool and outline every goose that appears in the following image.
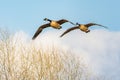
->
[32,18,75,39]
[60,22,108,37]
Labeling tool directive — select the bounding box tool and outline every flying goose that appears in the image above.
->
[32,18,75,40]
[60,22,108,37]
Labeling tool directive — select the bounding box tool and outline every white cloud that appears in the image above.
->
[12,29,120,80]
[58,29,120,79]
[34,29,120,79]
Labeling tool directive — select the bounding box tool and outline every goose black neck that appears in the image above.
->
[47,19,51,22]
[44,18,52,22]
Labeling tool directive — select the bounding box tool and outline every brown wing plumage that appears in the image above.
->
[32,23,50,40]
[85,23,108,29]
[60,26,79,37]
[57,19,75,25]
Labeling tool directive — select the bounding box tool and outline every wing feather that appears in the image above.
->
[60,26,79,37]
[85,23,108,29]
[32,23,50,40]
[57,19,75,25]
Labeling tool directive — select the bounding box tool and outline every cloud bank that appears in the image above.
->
[60,29,120,79]
[12,29,120,80]
[29,29,120,80]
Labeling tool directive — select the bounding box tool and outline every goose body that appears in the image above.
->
[50,21,61,29]
[32,18,75,39]
[79,24,89,32]
[60,23,108,37]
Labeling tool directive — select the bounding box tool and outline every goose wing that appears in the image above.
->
[85,23,108,29]
[32,23,50,40]
[57,19,75,25]
[60,26,79,37]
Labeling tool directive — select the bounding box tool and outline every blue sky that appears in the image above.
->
[0,0,120,35]
[0,1,120,79]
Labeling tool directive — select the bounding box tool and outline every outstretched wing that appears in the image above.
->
[57,19,75,25]
[85,23,108,29]
[32,23,50,40]
[60,26,79,37]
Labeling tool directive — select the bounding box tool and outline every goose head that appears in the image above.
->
[44,18,51,22]
[44,18,48,21]
[76,22,80,26]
